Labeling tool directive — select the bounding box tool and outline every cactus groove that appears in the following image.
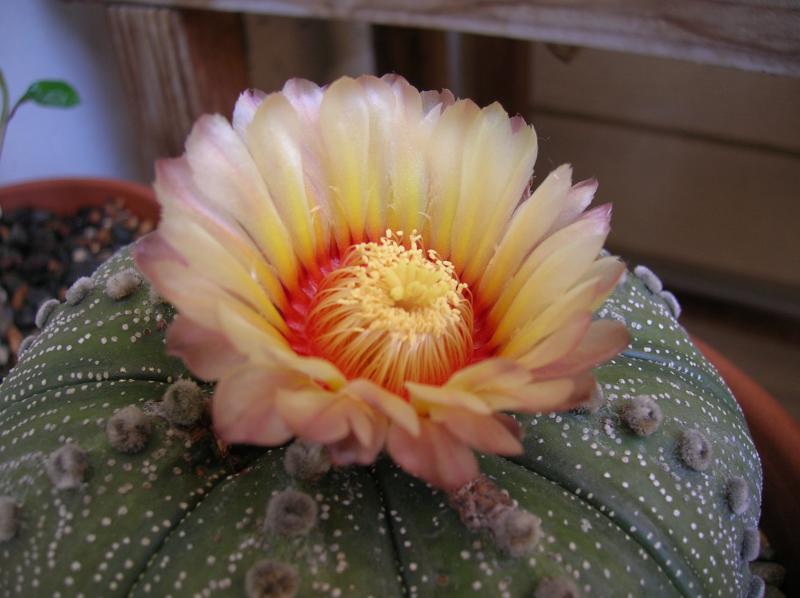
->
[0,247,762,596]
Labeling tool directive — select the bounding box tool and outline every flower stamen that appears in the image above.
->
[307,231,473,394]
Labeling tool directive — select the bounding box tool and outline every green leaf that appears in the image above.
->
[21,80,79,108]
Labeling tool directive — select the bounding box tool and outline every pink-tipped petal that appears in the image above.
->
[406,383,492,415]
[277,390,349,444]
[346,379,420,436]
[509,114,527,133]
[480,379,575,413]
[446,357,532,392]
[431,408,523,455]
[134,229,183,268]
[494,413,524,441]
[549,177,599,233]
[232,89,267,137]
[387,420,479,491]
[515,312,592,366]
[488,203,612,336]
[478,164,574,305]
[212,367,296,445]
[421,88,455,114]
[564,373,599,409]
[327,416,387,466]
[152,157,289,312]
[532,319,630,379]
[586,257,627,306]
[282,78,323,123]
[185,114,299,288]
[166,315,244,381]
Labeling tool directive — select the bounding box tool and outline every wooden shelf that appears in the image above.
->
[96,0,800,76]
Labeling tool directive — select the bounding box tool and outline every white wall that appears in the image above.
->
[0,0,144,184]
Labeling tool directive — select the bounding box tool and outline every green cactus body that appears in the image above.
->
[0,248,762,596]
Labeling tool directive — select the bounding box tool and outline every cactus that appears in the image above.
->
[0,247,762,596]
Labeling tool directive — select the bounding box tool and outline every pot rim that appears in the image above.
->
[0,177,157,220]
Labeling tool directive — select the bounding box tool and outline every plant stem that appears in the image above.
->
[0,68,9,160]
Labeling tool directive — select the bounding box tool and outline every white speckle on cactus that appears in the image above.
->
[17,333,38,356]
[619,396,663,436]
[726,476,750,515]
[678,429,713,471]
[245,559,298,598]
[160,379,206,427]
[0,496,20,543]
[106,405,153,454]
[658,290,682,319]
[490,508,542,557]
[533,576,580,597]
[746,575,765,598]
[741,527,760,562]
[283,440,331,481]
[45,442,89,490]
[264,489,318,537]
[65,276,94,305]
[105,268,142,300]
[35,298,60,329]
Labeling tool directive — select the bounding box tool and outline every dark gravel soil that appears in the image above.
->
[0,197,154,379]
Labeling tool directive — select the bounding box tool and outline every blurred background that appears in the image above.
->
[1,0,799,417]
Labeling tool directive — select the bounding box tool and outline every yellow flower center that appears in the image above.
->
[307,231,473,394]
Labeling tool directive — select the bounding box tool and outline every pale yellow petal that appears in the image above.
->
[496,275,602,356]
[247,92,326,270]
[160,218,287,333]
[455,104,538,284]
[491,227,608,345]
[445,357,532,392]
[512,311,592,364]
[215,302,346,388]
[135,233,286,344]
[154,157,289,310]
[406,382,492,415]
[185,115,300,288]
[530,319,630,379]
[381,76,431,236]
[319,77,373,248]
[357,76,395,239]
[478,164,573,305]
[482,379,576,412]
[345,379,420,436]
[488,205,611,335]
[424,100,482,256]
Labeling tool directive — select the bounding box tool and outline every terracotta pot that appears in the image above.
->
[0,177,158,221]
[693,336,800,593]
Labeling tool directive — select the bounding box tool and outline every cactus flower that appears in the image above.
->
[135,74,629,490]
